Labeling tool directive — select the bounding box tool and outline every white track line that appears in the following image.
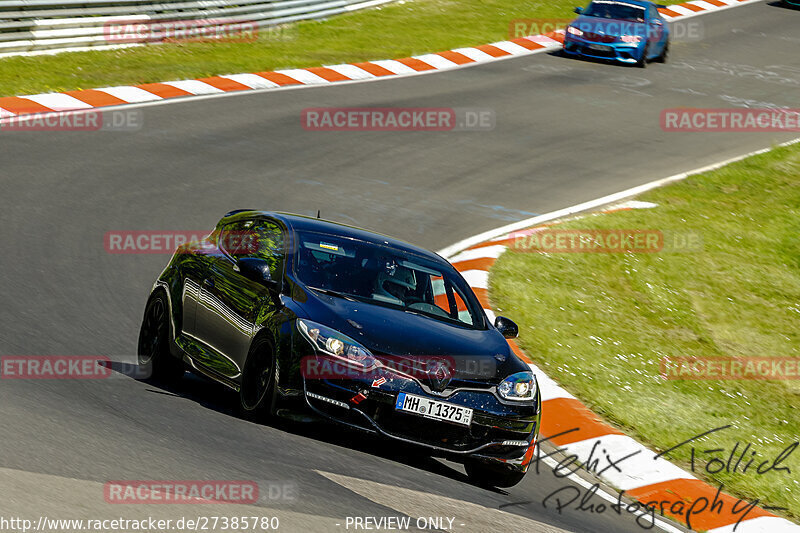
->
[442,136,800,533]
[438,136,800,259]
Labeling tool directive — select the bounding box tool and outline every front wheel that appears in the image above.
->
[654,41,669,63]
[465,458,527,488]
[239,336,277,420]
[635,44,649,68]
[138,292,184,383]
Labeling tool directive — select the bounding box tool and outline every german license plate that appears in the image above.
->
[588,44,611,51]
[395,392,473,426]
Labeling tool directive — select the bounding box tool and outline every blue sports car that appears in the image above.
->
[563,0,670,67]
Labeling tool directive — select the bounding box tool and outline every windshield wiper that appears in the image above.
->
[308,286,358,301]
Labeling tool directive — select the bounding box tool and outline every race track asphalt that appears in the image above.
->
[1,2,798,531]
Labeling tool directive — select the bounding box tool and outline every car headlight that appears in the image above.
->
[567,26,584,37]
[297,319,376,369]
[497,371,538,402]
[620,35,642,44]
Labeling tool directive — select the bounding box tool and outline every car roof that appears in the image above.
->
[589,0,652,8]
[219,210,446,264]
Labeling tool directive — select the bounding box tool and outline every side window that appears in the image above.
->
[219,219,285,278]
[428,274,474,326]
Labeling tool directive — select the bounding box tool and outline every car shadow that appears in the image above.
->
[767,0,800,8]
[549,48,639,68]
[121,364,509,495]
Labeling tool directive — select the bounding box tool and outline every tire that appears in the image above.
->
[465,458,527,488]
[138,292,184,383]
[654,41,669,63]
[636,44,649,68]
[239,335,277,420]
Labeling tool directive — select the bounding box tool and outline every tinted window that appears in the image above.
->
[293,230,484,328]
[219,219,284,278]
[584,1,646,22]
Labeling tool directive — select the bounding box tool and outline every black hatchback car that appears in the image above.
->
[138,211,541,487]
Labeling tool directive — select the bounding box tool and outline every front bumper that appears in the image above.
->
[563,35,642,63]
[303,370,540,472]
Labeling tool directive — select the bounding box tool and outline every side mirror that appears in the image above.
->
[494,316,519,339]
[574,6,584,14]
[235,257,279,291]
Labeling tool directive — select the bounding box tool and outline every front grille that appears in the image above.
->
[583,32,616,43]
[374,405,489,450]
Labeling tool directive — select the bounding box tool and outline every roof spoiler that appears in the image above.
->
[224,209,256,217]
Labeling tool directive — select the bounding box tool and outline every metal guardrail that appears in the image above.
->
[0,0,394,57]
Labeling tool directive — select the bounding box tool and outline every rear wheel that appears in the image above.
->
[138,293,184,383]
[465,458,527,488]
[239,336,277,420]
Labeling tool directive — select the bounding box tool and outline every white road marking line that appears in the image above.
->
[527,363,576,401]
[368,59,418,75]
[490,41,534,55]
[460,269,489,290]
[97,86,162,103]
[448,245,508,264]
[538,456,688,533]
[439,136,800,533]
[23,93,94,111]
[220,73,280,89]
[450,47,496,62]
[526,35,563,47]
[709,516,800,533]
[438,136,800,259]
[666,4,700,15]
[412,53,459,69]
[559,434,696,490]
[275,69,331,85]
[323,64,376,80]
[685,0,718,10]
[162,80,224,95]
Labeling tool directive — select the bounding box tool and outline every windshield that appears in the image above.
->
[583,1,646,22]
[293,230,484,328]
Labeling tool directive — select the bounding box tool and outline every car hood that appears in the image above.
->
[571,15,647,36]
[293,288,528,378]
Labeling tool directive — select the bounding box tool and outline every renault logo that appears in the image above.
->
[427,361,452,392]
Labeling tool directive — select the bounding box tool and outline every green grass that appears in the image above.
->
[491,143,800,520]
[0,0,682,97]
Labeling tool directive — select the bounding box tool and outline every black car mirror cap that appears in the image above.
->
[236,257,279,291]
[574,6,584,13]
[494,316,519,339]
